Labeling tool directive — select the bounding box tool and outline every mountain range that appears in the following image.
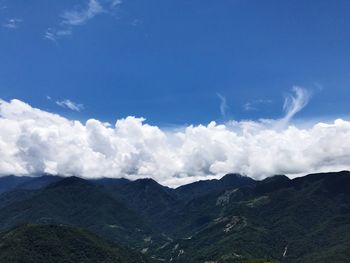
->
[0,171,349,262]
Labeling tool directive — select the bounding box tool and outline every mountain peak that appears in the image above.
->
[220,173,255,183]
[262,174,290,182]
[133,178,160,187]
[48,176,92,189]
[219,173,256,187]
[220,173,243,179]
[255,174,291,194]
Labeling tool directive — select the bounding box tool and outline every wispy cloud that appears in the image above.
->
[217,93,229,118]
[281,86,311,123]
[243,102,255,111]
[56,99,84,112]
[2,18,22,29]
[243,99,272,111]
[44,28,72,43]
[243,87,310,127]
[110,0,122,7]
[131,18,142,26]
[45,0,122,43]
[61,0,104,26]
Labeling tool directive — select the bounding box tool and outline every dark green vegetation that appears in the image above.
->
[0,171,349,262]
[0,224,149,263]
[0,176,163,250]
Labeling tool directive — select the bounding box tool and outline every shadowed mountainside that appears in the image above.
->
[0,171,349,262]
[0,224,151,263]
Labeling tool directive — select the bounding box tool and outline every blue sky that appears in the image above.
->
[1,0,350,126]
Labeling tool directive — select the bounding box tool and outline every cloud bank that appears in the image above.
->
[0,90,349,187]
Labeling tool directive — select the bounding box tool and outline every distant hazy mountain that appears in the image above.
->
[0,171,349,262]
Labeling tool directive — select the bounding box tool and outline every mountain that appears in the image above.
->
[0,176,163,250]
[0,172,349,262]
[15,175,62,190]
[156,172,350,262]
[90,177,131,187]
[0,174,62,194]
[102,178,178,234]
[100,175,255,237]
[0,224,150,263]
[0,175,33,194]
[174,173,256,202]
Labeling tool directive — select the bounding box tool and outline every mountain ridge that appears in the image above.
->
[0,171,348,262]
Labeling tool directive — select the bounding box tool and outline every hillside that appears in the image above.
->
[0,176,164,250]
[0,172,349,262]
[155,172,350,262]
[0,224,150,263]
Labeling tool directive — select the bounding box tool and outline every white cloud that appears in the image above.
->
[281,86,311,124]
[0,93,349,187]
[243,102,256,111]
[3,18,22,29]
[61,0,104,26]
[45,0,122,42]
[56,99,84,112]
[243,99,272,111]
[110,0,122,7]
[45,28,72,43]
[217,93,229,118]
[131,18,142,26]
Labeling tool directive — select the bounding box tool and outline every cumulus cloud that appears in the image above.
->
[45,0,122,43]
[0,92,349,187]
[56,99,84,112]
